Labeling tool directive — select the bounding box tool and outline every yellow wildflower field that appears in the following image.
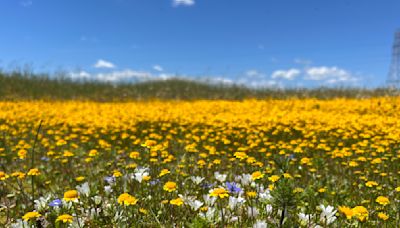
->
[1,98,399,227]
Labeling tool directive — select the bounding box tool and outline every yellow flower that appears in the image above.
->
[352,206,368,222]
[251,171,264,180]
[234,152,248,160]
[300,157,311,165]
[365,181,378,188]
[22,211,41,221]
[56,214,73,223]
[0,171,9,180]
[378,212,389,221]
[75,176,85,182]
[396,186,400,192]
[268,175,280,183]
[118,193,138,206]
[159,169,170,177]
[129,151,140,159]
[163,181,177,192]
[371,158,382,164]
[376,196,390,206]
[113,170,122,177]
[18,149,27,159]
[142,140,157,148]
[209,187,229,198]
[338,206,354,220]
[11,171,25,179]
[63,190,79,202]
[142,175,151,181]
[246,191,257,198]
[283,173,293,179]
[63,151,74,157]
[170,197,184,206]
[318,187,327,193]
[27,168,40,176]
[293,187,304,193]
[88,149,98,157]
[348,161,359,167]
[139,208,148,214]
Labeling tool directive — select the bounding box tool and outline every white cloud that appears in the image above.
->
[96,69,153,82]
[153,65,163,72]
[305,66,357,82]
[173,0,195,7]
[69,71,91,79]
[203,77,234,85]
[94,59,115,69]
[271,68,300,80]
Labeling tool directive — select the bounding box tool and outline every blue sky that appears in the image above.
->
[1,0,399,88]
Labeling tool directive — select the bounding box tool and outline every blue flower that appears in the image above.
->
[201,182,214,189]
[226,182,241,193]
[49,199,62,207]
[150,179,160,186]
[104,176,116,184]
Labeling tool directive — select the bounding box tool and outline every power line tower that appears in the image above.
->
[388,30,400,88]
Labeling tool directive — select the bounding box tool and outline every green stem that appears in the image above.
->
[30,120,43,210]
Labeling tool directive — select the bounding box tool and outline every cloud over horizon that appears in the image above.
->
[94,59,116,69]
[305,66,358,84]
[271,69,300,80]
[69,60,361,88]
[173,0,195,7]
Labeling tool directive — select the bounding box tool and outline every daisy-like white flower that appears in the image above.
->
[190,176,205,185]
[228,196,246,210]
[319,204,337,225]
[253,220,267,228]
[76,182,90,197]
[214,172,227,182]
[133,167,150,183]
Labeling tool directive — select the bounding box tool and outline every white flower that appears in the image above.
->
[259,187,272,202]
[190,176,205,185]
[88,208,101,219]
[214,172,227,182]
[133,167,150,183]
[10,219,30,228]
[203,194,217,206]
[247,206,259,218]
[228,196,246,210]
[235,173,253,186]
[265,204,273,213]
[230,216,239,222]
[187,200,204,211]
[34,195,51,211]
[93,195,102,205]
[253,220,268,228]
[104,185,113,194]
[298,212,314,226]
[76,182,90,197]
[319,204,337,225]
[199,207,217,222]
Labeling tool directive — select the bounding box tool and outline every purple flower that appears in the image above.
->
[49,199,62,207]
[104,176,116,184]
[201,182,214,189]
[226,182,241,193]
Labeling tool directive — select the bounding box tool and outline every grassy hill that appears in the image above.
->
[0,71,396,101]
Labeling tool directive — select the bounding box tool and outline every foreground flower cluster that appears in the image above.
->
[0,98,399,227]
